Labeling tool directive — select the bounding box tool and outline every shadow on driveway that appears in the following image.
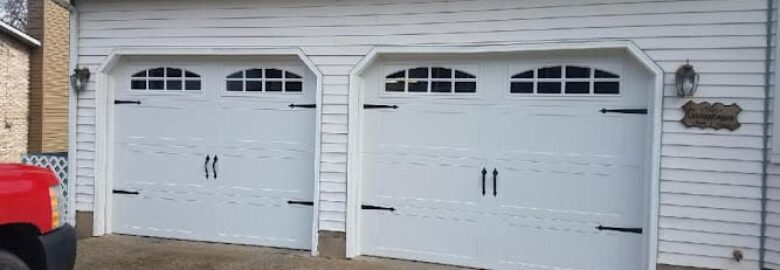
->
[76,235,470,270]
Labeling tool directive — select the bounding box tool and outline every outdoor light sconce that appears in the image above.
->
[675,61,699,97]
[70,67,91,92]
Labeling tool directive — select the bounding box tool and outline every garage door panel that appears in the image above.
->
[495,153,641,177]
[362,154,485,206]
[218,150,313,195]
[496,106,646,165]
[362,107,489,158]
[213,199,312,249]
[113,98,215,242]
[491,165,644,225]
[209,94,314,249]
[114,191,207,240]
[115,145,211,189]
[218,105,315,152]
[115,101,215,147]
[361,212,482,268]
[361,104,488,267]
[491,223,643,270]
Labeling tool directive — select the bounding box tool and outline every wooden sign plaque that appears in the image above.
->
[681,101,742,131]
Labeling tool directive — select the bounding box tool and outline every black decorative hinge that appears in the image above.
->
[289,104,316,109]
[115,100,141,105]
[364,104,399,110]
[287,200,314,206]
[113,189,140,195]
[596,225,643,234]
[600,108,647,114]
[361,204,395,212]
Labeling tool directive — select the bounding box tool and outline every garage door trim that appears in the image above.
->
[90,47,324,256]
[345,41,664,270]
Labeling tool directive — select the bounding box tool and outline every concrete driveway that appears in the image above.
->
[76,235,469,270]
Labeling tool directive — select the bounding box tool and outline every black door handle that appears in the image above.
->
[204,155,211,179]
[492,168,498,197]
[481,167,487,196]
[212,155,218,180]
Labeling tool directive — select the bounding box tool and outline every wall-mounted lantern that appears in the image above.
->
[70,67,91,92]
[675,61,699,97]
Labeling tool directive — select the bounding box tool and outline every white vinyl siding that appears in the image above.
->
[74,0,769,269]
[766,2,779,269]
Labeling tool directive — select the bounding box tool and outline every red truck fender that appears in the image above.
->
[0,164,59,235]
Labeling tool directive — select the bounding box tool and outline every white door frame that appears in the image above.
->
[346,41,664,270]
[91,47,325,255]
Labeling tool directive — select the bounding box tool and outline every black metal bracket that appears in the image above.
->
[600,108,647,114]
[115,100,141,105]
[364,104,399,110]
[596,225,643,234]
[362,204,395,212]
[113,189,140,195]
[289,104,317,109]
[288,200,314,206]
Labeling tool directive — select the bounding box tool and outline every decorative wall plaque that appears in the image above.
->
[681,101,742,131]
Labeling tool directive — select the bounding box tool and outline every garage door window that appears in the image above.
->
[385,67,477,94]
[130,67,202,91]
[510,65,620,95]
[225,68,303,93]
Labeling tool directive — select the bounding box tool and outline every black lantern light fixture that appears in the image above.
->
[675,60,699,97]
[70,67,91,92]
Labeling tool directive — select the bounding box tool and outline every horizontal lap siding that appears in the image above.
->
[767,2,779,269]
[74,57,101,212]
[74,0,769,268]
[314,54,351,230]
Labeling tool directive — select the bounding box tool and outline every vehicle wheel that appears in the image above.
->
[0,250,29,270]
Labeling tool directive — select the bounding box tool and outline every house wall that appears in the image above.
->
[765,2,779,269]
[0,33,30,162]
[73,0,772,269]
[27,0,71,153]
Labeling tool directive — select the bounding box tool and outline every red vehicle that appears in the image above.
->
[0,164,76,270]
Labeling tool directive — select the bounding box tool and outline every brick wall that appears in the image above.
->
[27,0,70,153]
[0,34,30,162]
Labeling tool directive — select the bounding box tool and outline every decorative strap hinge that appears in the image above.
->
[289,104,316,109]
[599,108,647,114]
[361,204,395,212]
[364,104,399,110]
[287,200,314,206]
[113,189,140,195]
[115,100,141,105]
[596,225,643,234]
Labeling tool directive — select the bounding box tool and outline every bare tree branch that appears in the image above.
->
[0,0,28,31]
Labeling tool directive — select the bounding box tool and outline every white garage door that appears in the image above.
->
[112,56,316,250]
[360,52,650,269]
